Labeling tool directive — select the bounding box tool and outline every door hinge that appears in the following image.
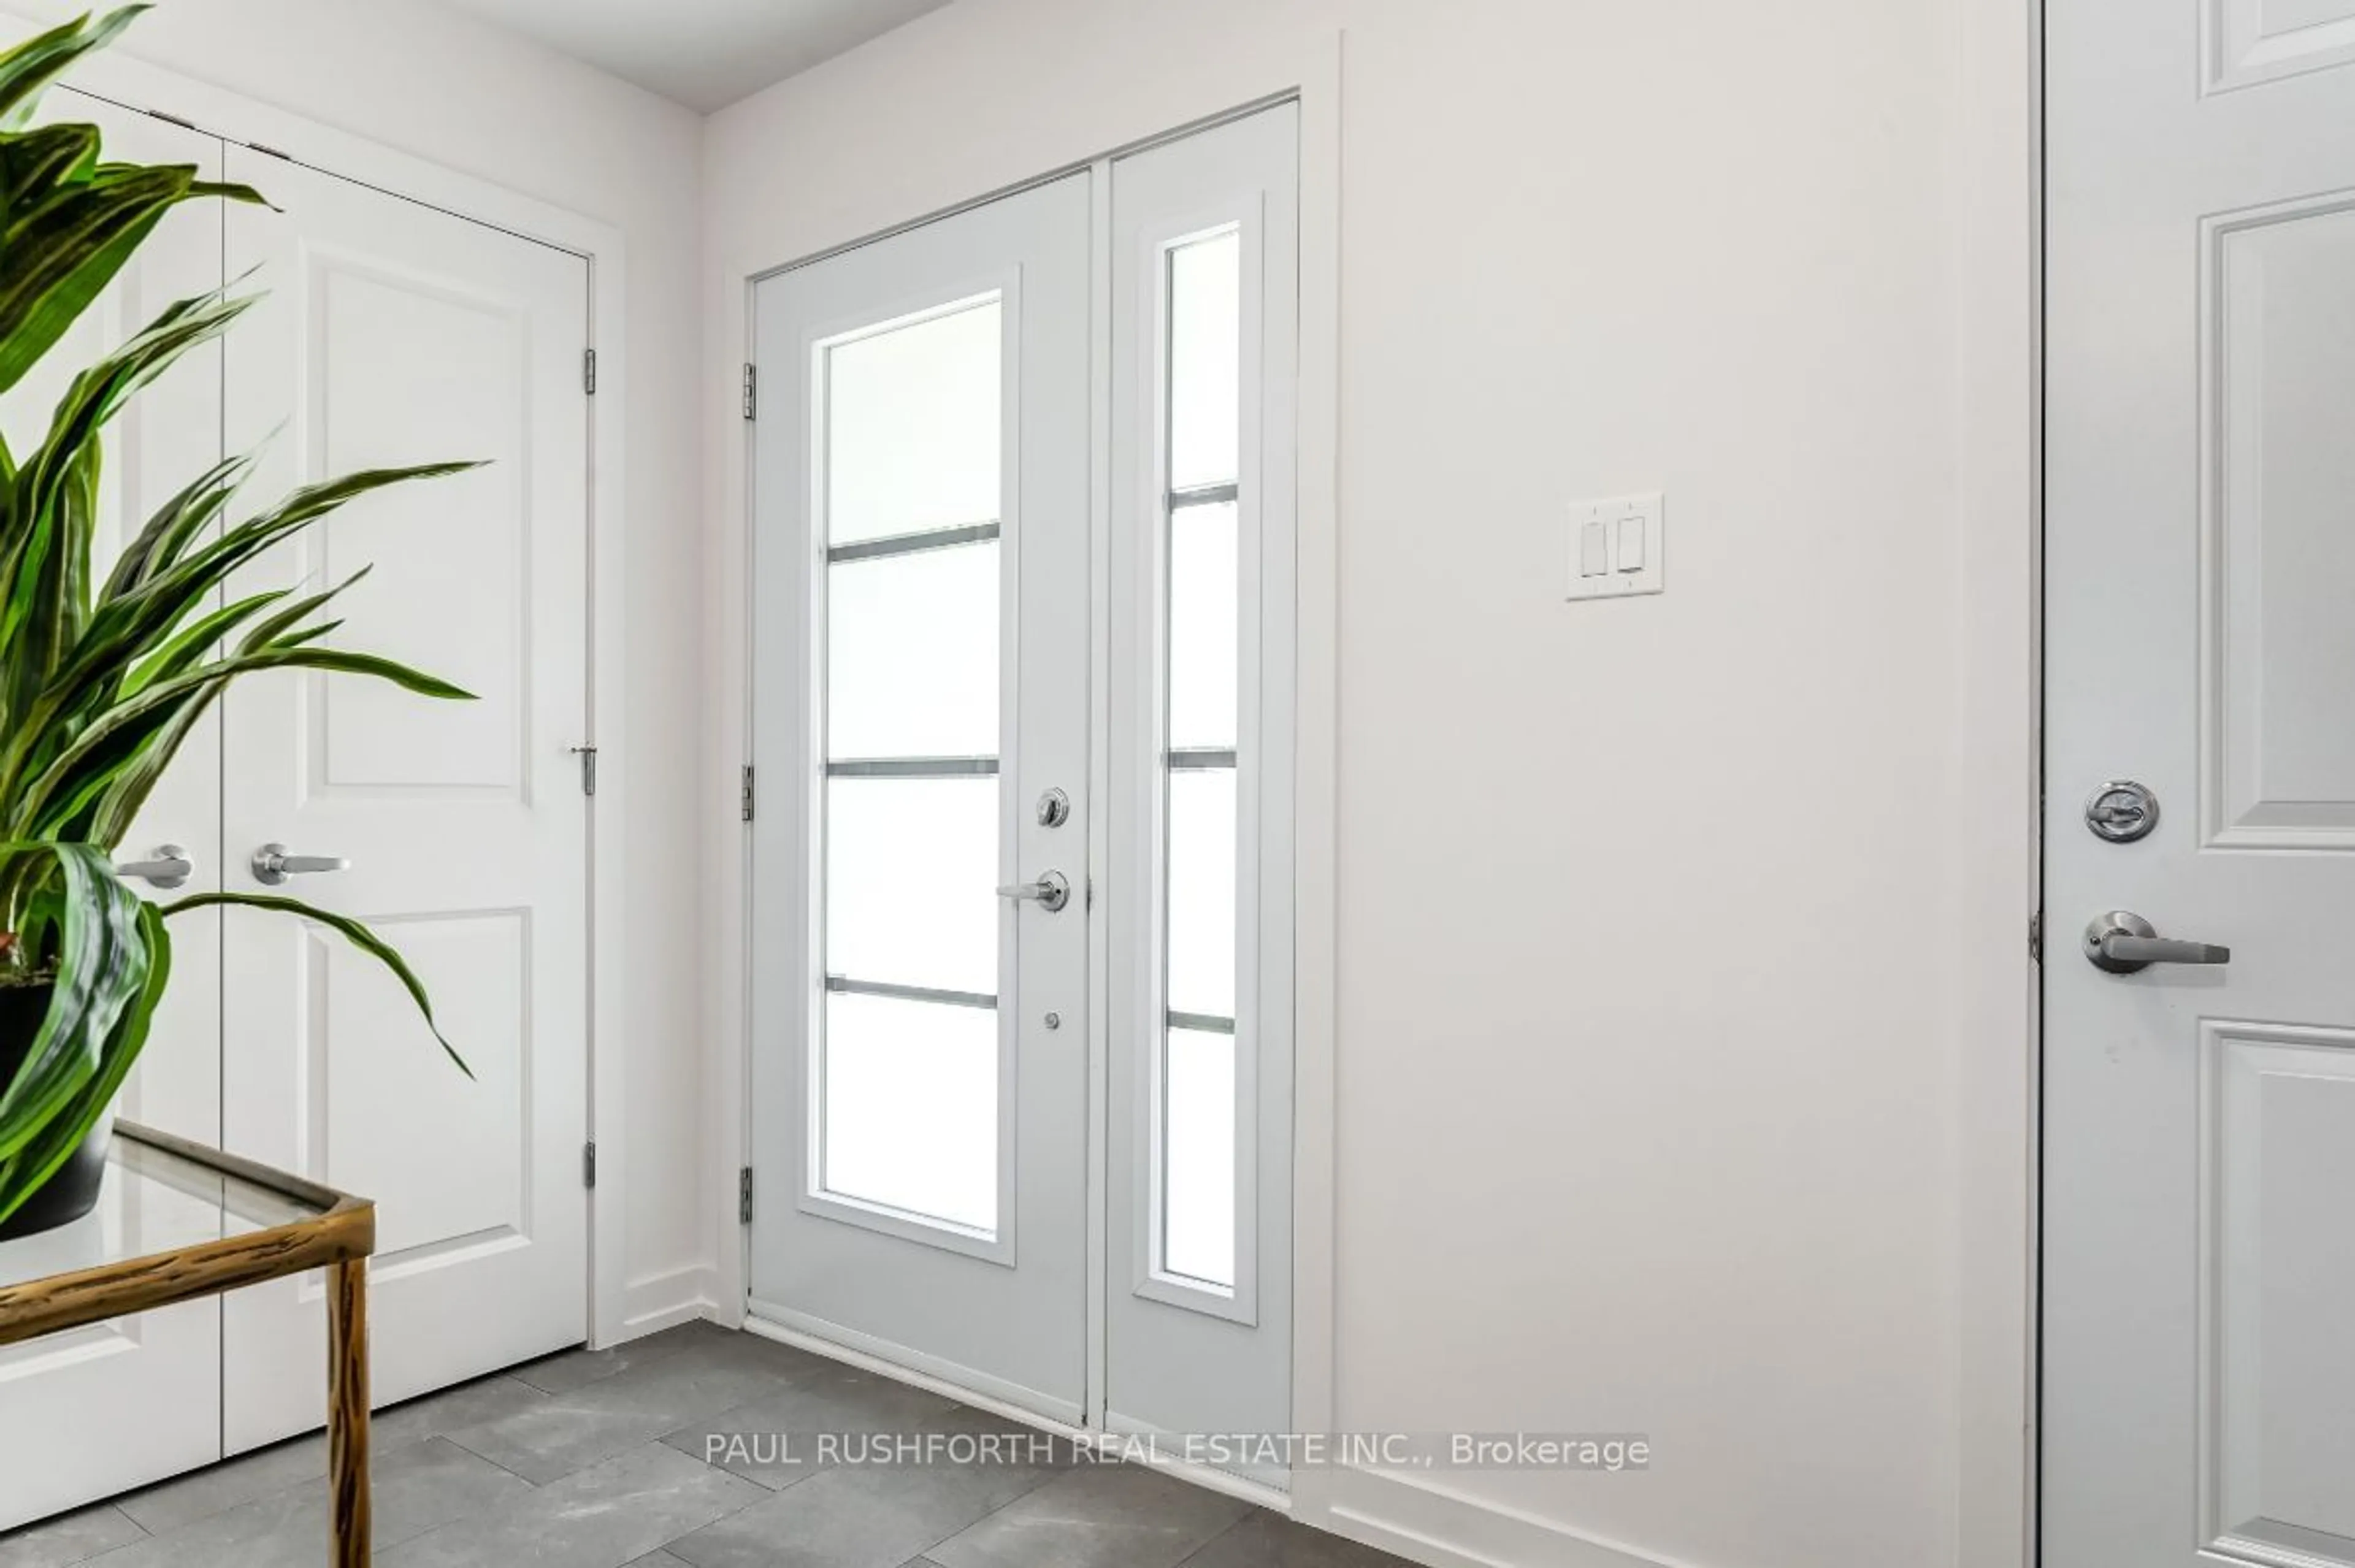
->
[2029,909,2043,964]
[583,347,598,396]
[740,764,756,823]
[570,744,599,796]
[147,108,200,130]
[583,1141,597,1189]
[741,363,757,421]
[247,140,293,162]
[739,1167,754,1224]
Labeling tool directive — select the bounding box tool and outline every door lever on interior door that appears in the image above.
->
[2083,910,2230,974]
[113,844,193,890]
[251,843,351,886]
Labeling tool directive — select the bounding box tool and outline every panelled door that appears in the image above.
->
[748,172,1094,1422]
[2045,2,2355,1564]
[0,94,226,1529]
[217,150,592,1449]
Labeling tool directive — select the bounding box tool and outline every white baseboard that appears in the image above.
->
[616,1265,719,1342]
[1318,1466,1695,1568]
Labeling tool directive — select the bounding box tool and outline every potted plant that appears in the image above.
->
[0,7,472,1241]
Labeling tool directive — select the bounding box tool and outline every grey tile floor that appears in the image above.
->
[0,1323,1416,1568]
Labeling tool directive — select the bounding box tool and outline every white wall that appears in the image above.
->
[10,0,714,1328]
[701,2,2023,1567]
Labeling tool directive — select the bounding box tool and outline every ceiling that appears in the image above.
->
[435,0,959,113]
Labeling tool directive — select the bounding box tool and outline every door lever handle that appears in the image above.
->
[251,843,351,886]
[2084,911,2230,974]
[995,871,1071,913]
[114,844,193,890]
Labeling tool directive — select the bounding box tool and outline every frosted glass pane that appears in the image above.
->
[827,776,999,995]
[824,992,997,1232]
[1163,1026,1235,1287]
[1166,768,1236,1019]
[1169,232,1241,492]
[825,299,1000,544]
[1168,502,1238,750]
[828,543,999,760]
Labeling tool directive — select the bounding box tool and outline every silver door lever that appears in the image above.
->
[2084,911,2230,974]
[995,871,1071,913]
[114,844,193,890]
[252,843,351,886]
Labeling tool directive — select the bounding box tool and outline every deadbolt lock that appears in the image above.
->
[2085,780,2159,844]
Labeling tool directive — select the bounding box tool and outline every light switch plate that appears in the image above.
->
[1564,492,1664,602]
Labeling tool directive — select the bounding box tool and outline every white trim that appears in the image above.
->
[621,1268,720,1337]
[1322,1465,1698,1568]
[745,1306,1084,1430]
[1084,151,1117,1432]
[26,33,638,1353]
[1287,31,1345,1534]
[1955,0,2040,1565]
[741,1312,1289,1512]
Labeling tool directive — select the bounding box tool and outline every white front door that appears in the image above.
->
[0,94,226,1529]
[2045,2,2355,1563]
[217,150,592,1450]
[748,173,1094,1421]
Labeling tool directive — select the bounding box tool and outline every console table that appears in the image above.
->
[0,1122,377,1565]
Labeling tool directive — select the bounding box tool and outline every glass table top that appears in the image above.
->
[0,1126,331,1293]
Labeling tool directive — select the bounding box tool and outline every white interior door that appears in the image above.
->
[0,93,225,1529]
[2045,3,2355,1564]
[748,173,1093,1421]
[218,150,592,1450]
[1103,104,1297,1456]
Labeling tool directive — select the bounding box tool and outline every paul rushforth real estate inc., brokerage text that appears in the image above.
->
[701,1431,1655,1474]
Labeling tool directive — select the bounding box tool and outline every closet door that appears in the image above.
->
[0,95,225,1529]
[217,150,592,1449]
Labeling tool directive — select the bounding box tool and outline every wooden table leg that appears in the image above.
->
[327,1258,370,1566]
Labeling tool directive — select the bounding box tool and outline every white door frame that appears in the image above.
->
[20,28,638,1353]
[714,47,1343,1515]
[1956,1,2040,1566]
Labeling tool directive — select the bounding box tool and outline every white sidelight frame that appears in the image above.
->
[789,278,1027,1268]
[1119,193,1290,1328]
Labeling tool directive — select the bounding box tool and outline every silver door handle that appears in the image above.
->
[2084,911,2231,974]
[995,870,1071,913]
[252,843,351,885]
[114,844,193,890]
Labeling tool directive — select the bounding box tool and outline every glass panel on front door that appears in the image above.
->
[817,293,1005,1239]
[1158,228,1244,1291]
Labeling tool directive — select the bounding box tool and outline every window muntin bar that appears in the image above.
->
[827,975,998,1011]
[827,520,1000,565]
[827,756,1000,778]
[1165,748,1237,771]
[1168,482,1239,510]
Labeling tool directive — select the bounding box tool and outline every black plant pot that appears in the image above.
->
[0,980,111,1242]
